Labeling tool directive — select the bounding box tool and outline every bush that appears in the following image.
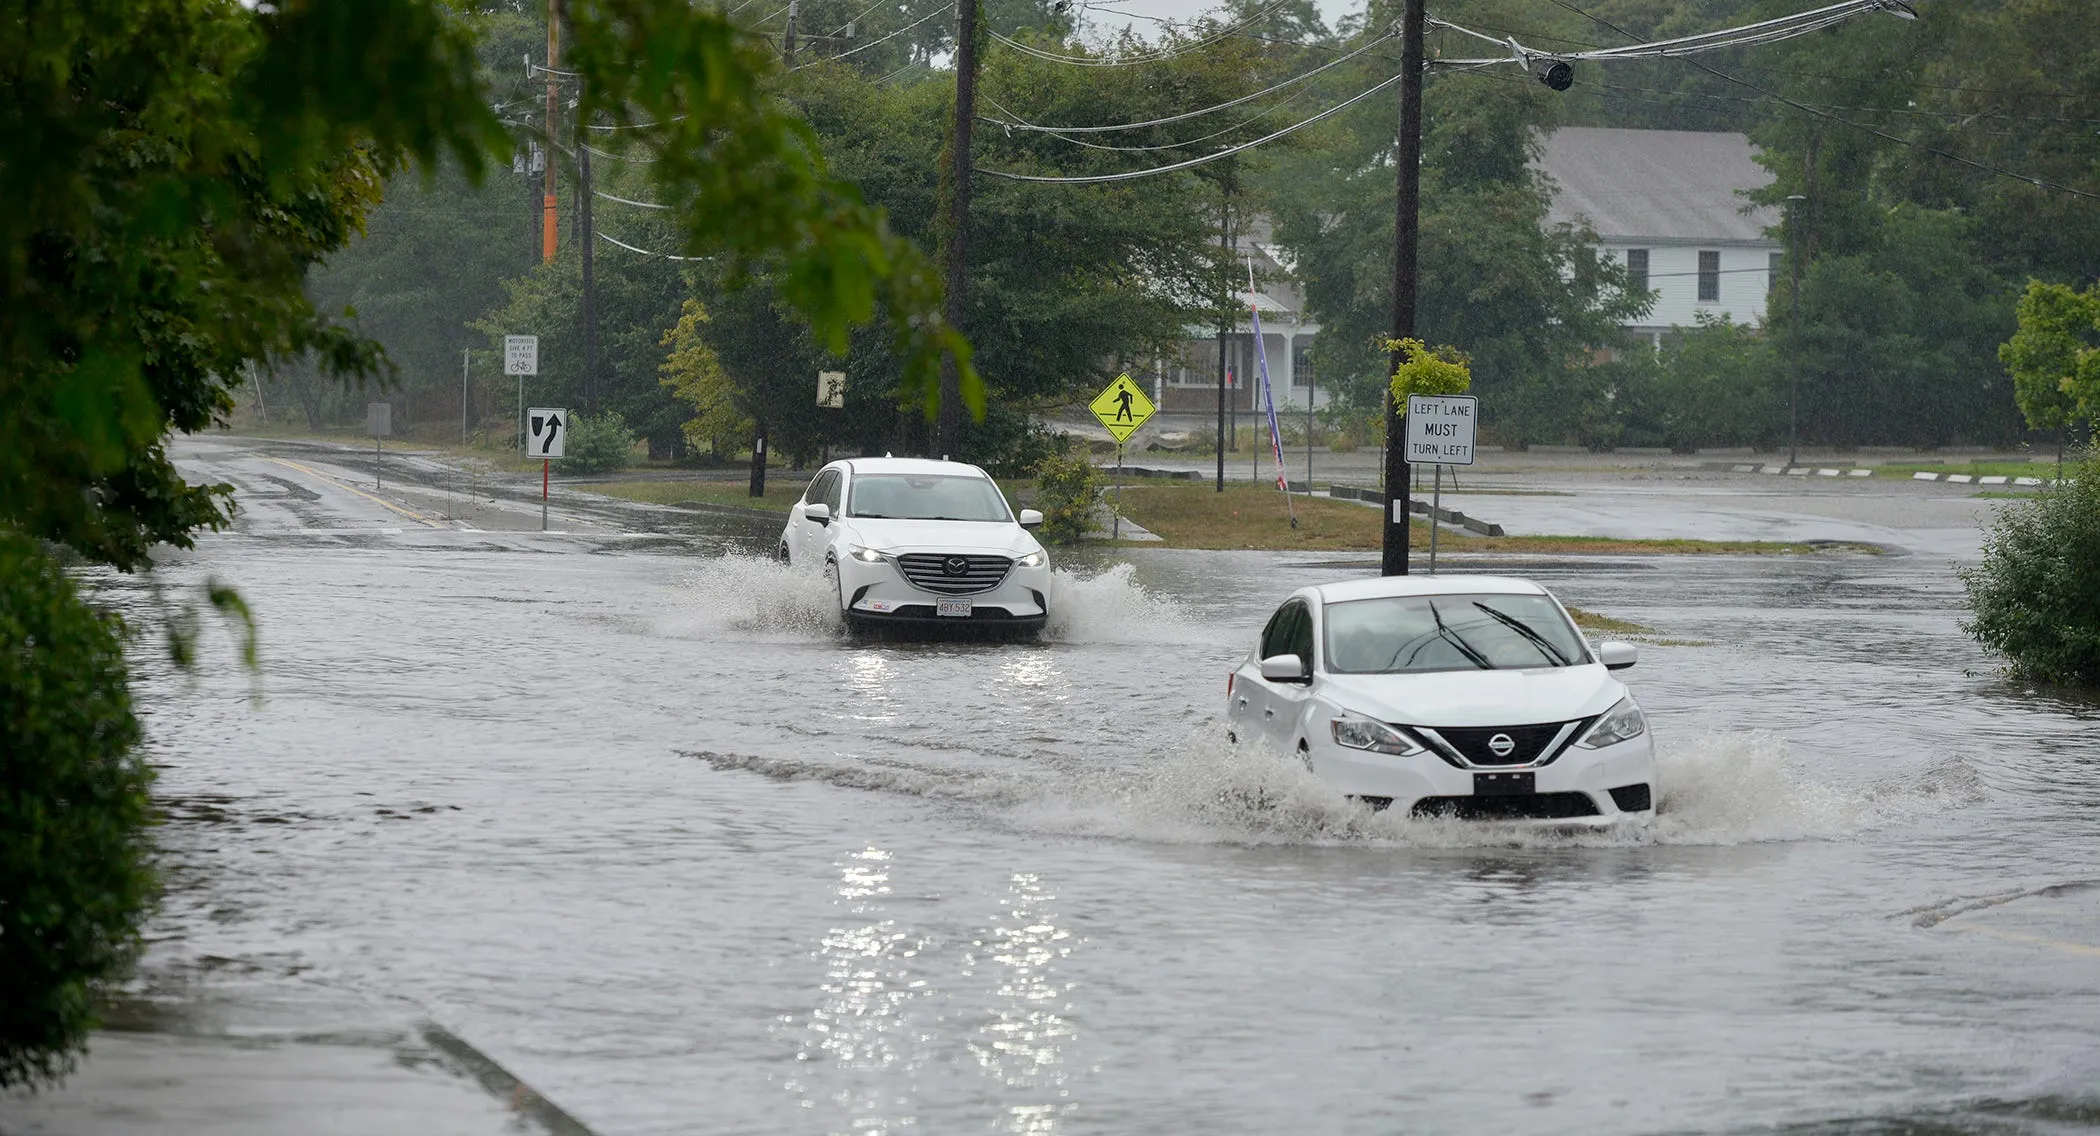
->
[1960,452,2100,685]
[562,412,637,474]
[0,534,155,1089]
[1032,443,1103,546]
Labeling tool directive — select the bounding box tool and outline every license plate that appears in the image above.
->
[1473,771,1535,797]
[936,599,972,618]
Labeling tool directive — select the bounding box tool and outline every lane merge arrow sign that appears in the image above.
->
[1088,372,1156,445]
[528,407,567,458]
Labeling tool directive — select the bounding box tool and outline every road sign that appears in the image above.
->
[366,402,391,437]
[817,370,846,409]
[1088,372,1156,445]
[527,407,567,458]
[1404,394,1477,466]
[505,335,539,376]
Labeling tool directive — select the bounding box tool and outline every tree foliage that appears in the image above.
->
[2001,280,2100,434]
[1960,451,2100,687]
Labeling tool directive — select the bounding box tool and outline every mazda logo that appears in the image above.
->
[943,557,969,575]
[1488,733,1516,757]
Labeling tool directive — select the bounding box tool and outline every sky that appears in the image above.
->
[1071,0,1365,43]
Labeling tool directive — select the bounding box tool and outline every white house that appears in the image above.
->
[1151,215,1330,414]
[1534,127,1782,347]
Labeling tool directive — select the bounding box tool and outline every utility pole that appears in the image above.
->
[935,0,981,460]
[751,6,799,498]
[1381,0,1425,577]
[462,348,471,444]
[1785,193,1806,467]
[579,119,598,416]
[543,0,561,263]
[1214,200,1231,492]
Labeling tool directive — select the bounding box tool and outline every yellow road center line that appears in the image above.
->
[263,457,445,529]
[1946,922,2100,958]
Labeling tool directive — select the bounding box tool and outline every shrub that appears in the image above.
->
[1032,443,1103,546]
[0,534,156,1089]
[562,412,637,474]
[1959,452,2100,685]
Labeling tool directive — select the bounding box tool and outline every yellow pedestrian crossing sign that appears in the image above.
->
[1089,373,1156,444]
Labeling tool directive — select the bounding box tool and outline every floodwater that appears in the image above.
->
[99,437,2100,1134]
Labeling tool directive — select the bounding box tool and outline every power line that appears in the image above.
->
[1543,0,2100,202]
[794,2,943,68]
[582,142,658,162]
[983,32,1391,134]
[986,85,1314,152]
[597,231,709,261]
[977,66,1406,183]
[596,190,672,210]
[987,0,1293,67]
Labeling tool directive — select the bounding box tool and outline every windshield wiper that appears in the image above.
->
[1429,603,1493,670]
[1471,602,1570,666]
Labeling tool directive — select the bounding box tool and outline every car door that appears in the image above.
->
[1265,598,1319,753]
[1238,599,1310,751]
[794,468,840,566]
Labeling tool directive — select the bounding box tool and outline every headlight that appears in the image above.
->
[847,544,889,564]
[1575,697,1647,749]
[1330,714,1424,756]
[1016,549,1046,568]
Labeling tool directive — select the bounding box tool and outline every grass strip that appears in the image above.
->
[587,479,799,514]
[1111,483,1879,555]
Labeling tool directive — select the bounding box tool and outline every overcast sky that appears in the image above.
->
[1071,0,1365,43]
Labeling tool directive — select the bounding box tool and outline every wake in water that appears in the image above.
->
[689,728,1985,850]
[665,554,1191,644]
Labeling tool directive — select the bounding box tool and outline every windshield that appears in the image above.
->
[1323,593,1590,674]
[846,473,1012,522]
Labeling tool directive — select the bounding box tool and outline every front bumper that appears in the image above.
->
[837,557,1050,626]
[1309,732,1657,822]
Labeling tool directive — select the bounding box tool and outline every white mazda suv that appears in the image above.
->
[779,457,1051,635]
[1227,575,1656,823]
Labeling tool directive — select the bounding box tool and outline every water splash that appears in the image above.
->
[1041,562,1189,644]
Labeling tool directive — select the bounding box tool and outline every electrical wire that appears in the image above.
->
[596,190,672,210]
[1430,0,1905,69]
[1544,0,2100,201]
[795,3,944,68]
[815,0,902,44]
[984,85,1315,152]
[982,32,1392,133]
[977,66,1404,183]
[987,0,1294,67]
[597,231,710,260]
[582,142,658,162]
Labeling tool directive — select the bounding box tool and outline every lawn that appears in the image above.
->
[586,479,800,514]
[1112,482,1879,555]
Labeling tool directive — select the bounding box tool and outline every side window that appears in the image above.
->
[1260,602,1303,661]
[803,471,834,505]
[1288,604,1315,671]
[822,471,845,513]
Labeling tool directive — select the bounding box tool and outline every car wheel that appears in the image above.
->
[1226,730,1238,744]
[777,541,791,564]
[1297,741,1313,771]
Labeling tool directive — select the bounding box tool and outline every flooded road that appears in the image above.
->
[105,436,2100,1135]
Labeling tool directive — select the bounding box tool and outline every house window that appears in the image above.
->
[1626,248,1649,294]
[1698,250,1721,303]
[1291,336,1315,388]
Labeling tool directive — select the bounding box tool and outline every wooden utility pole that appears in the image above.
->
[1381,0,1425,577]
[543,0,561,263]
[935,0,981,460]
[752,5,800,497]
[579,126,598,416]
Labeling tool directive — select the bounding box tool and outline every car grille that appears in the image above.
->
[1411,792,1600,821]
[895,553,1013,596]
[1422,722,1576,767]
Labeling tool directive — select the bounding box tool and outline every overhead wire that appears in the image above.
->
[983,85,1315,152]
[596,190,672,210]
[986,0,1294,67]
[794,2,945,68]
[981,32,1393,134]
[597,231,710,261]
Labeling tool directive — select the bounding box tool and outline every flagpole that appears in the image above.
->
[1249,270,1297,531]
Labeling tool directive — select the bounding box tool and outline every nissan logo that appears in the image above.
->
[1488,733,1516,757]
[943,557,969,575]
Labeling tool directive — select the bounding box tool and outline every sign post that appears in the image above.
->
[505,335,539,453]
[1403,393,1477,574]
[1088,373,1156,541]
[366,402,391,489]
[527,406,567,532]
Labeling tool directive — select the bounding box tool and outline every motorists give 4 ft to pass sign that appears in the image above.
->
[1088,373,1155,445]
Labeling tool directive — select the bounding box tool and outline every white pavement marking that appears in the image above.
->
[1847,469,1872,477]
[1816,468,1842,477]
[1914,472,1940,480]
[1979,476,2008,485]
[1947,474,1974,483]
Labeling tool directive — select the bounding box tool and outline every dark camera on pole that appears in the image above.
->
[1533,58,1574,91]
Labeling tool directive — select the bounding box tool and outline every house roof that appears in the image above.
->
[1534,127,1780,245]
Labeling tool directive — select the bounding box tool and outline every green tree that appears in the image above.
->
[1960,451,2100,687]
[2001,279,2100,437]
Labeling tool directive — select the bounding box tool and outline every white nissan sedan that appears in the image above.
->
[1227,576,1656,823]
[779,457,1051,636]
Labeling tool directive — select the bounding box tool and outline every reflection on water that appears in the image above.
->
[969,872,1078,1134]
[841,654,901,726]
[787,848,930,1135]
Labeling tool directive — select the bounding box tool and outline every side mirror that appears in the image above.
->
[1018,508,1044,528]
[1596,641,1637,671]
[804,503,831,526]
[1259,654,1308,683]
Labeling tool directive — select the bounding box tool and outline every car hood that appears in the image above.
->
[1317,665,1624,728]
[840,517,1036,556]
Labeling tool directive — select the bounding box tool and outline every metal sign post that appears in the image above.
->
[1403,394,1478,576]
[505,335,539,453]
[526,406,566,532]
[367,402,391,489]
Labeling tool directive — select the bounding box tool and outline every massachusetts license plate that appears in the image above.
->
[936,599,972,618]
[1473,771,1535,797]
